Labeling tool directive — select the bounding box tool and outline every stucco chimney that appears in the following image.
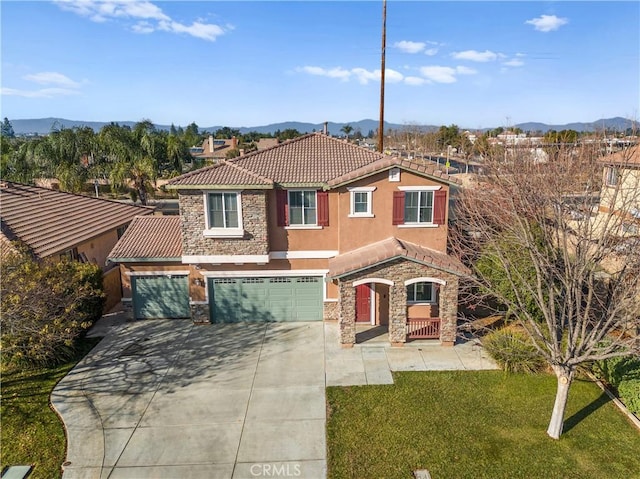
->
[232,136,238,150]
[209,135,214,153]
[323,122,328,135]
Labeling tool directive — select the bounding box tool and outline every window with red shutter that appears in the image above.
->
[276,189,288,226]
[392,191,405,225]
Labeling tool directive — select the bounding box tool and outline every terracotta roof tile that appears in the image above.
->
[599,146,640,167]
[0,182,153,259]
[167,160,274,188]
[328,237,469,278]
[108,216,182,260]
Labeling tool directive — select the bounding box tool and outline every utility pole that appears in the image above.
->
[377,0,386,153]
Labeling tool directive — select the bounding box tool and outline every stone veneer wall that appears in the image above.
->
[337,259,459,345]
[190,303,210,324]
[179,190,269,256]
[324,301,339,321]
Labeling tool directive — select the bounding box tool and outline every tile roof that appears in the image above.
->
[599,146,640,167]
[166,160,274,188]
[328,237,470,278]
[0,182,153,259]
[326,155,460,187]
[108,216,182,261]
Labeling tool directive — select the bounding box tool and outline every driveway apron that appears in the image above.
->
[52,320,327,479]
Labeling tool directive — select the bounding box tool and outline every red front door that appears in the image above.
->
[355,284,371,323]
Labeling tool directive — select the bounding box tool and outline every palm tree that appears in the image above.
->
[341,124,354,140]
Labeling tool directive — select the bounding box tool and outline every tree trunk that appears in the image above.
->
[547,365,575,439]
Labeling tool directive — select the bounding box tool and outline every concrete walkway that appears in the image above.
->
[52,317,497,478]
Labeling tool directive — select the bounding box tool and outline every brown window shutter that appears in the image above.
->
[277,189,288,226]
[392,191,405,225]
[317,191,329,226]
[434,189,447,225]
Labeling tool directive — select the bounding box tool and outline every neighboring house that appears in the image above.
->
[256,138,279,150]
[190,135,239,162]
[0,181,154,311]
[597,146,640,237]
[108,133,469,347]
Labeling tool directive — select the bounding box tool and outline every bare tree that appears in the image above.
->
[452,142,640,439]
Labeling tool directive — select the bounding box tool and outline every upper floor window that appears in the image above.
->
[204,191,243,237]
[605,167,619,187]
[277,189,329,228]
[393,186,446,227]
[348,187,375,217]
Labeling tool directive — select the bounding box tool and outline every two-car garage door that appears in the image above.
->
[209,276,323,322]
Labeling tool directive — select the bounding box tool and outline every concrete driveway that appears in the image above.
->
[52,320,327,479]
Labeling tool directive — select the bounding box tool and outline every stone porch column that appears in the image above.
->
[338,282,356,347]
[388,282,407,346]
[439,277,459,346]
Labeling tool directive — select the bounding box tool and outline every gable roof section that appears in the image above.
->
[328,237,470,278]
[599,146,640,168]
[108,215,182,262]
[0,182,153,259]
[166,160,274,189]
[326,155,460,188]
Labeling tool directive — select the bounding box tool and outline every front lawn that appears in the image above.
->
[0,339,99,479]
[327,371,640,479]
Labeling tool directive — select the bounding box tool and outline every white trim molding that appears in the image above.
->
[405,277,446,286]
[353,277,394,287]
[182,255,270,264]
[397,185,442,191]
[126,270,191,276]
[270,250,338,260]
[348,186,376,217]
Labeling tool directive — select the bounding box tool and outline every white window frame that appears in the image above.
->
[406,281,437,304]
[203,191,244,238]
[348,186,375,217]
[605,167,619,187]
[398,186,441,227]
[287,189,318,227]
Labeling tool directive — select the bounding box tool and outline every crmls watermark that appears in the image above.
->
[249,463,302,477]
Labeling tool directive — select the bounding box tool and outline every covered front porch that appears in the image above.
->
[327,237,469,348]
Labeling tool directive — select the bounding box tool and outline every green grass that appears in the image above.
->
[327,371,640,479]
[0,339,100,479]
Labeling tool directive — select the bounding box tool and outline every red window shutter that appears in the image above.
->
[276,189,288,226]
[434,189,447,225]
[317,191,329,226]
[392,191,405,225]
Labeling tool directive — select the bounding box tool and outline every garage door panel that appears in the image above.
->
[133,276,189,319]
[209,276,323,323]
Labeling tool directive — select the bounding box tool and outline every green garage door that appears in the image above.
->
[209,276,323,323]
[132,275,190,319]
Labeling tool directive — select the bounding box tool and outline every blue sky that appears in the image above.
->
[1,1,639,129]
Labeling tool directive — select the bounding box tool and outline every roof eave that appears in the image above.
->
[327,164,459,189]
[329,255,470,280]
[166,184,273,190]
[108,257,182,263]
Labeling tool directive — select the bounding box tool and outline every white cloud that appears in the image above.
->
[503,59,525,67]
[419,66,458,84]
[525,14,568,32]
[404,76,426,86]
[1,87,81,98]
[394,40,425,54]
[23,72,81,88]
[424,48,438,56]
[455,66,477,75]
[54,0,227,41]
[452,50,498,62]
[296,66,403,85]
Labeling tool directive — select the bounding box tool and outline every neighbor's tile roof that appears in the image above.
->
[108,216,182,261]
[599,146,640,167]
[167,160,274,188]
[0,182,153,259]
[326,156,459,187]
[328,237,470,278]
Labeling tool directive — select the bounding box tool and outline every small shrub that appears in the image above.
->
[593,355,640,387]
[617,379,640,416]
[483,328,545,373]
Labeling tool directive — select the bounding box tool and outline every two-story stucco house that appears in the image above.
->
[108,133,468,347]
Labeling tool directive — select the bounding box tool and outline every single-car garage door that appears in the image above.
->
[132,275,190,319]
[209,276,323,322]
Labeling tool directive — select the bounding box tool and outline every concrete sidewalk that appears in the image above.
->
[323,322,498,387]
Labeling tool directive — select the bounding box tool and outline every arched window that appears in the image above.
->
[406,282,438,303]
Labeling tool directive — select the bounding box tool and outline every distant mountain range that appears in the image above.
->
[7,116,636,136]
